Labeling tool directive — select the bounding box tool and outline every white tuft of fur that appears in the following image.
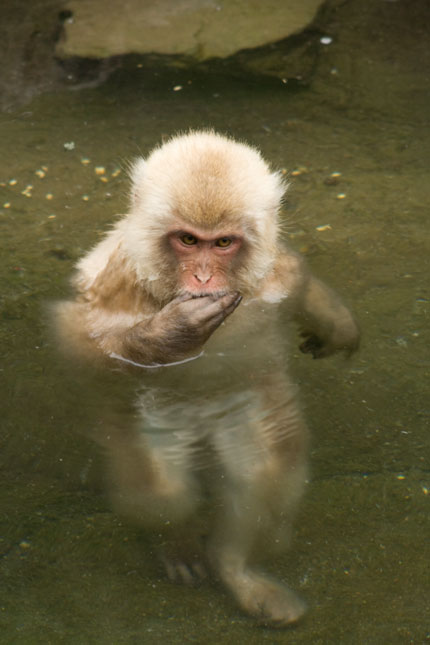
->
[73,131,288,301]
[124,131,287,293]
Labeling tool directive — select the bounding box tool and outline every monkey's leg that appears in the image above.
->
[103,425,199,520]
[103,420,208,584]
[209,390,308,626]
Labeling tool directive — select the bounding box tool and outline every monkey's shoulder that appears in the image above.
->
[256,246,306,304]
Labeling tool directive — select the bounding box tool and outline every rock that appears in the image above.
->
[56,0,324,61]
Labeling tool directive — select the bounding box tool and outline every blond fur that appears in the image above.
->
[53,131,360,625]
[55,130,358,364]
[72,131,287,308]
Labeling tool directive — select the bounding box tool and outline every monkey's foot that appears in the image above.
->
[228,571,306,627]
[159,536,207,585]
[161,555,207,585]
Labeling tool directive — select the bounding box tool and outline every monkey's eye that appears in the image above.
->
[181,233,198,246]
[216,237,232,248]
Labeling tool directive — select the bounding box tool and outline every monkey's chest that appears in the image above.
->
[138,301,288,394]
[203,300,287,368]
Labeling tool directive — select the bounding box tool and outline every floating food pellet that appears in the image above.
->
[9,179,17,186]
[396,474,405,480]
[336,193,346,199]
[320,36,333,45]
[291,166,308,176]
[3,202,11,208]
[21,185,33,197]
[42,165,48,171]
[45,193,53,200]
[94,166,105,175]
[422,486,428,495]
[173,85,183,91]
[99,176,108,183]
[48,214,56,219]
[111,168,121,178]
[82,195,90,201]
[316,224,332,232]
[35,169,46,178]
[81,157,91,165]
[64,141,75,151]
[19,541,31,549]
[281,168,287,175]
[331,171,342,178]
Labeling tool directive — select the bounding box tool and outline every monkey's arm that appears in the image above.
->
[110,293,242,365]
[294,275,360,358]
[54,293,241,367]
[272,248,359,358]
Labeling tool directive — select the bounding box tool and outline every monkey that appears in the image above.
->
[54,130,359,627]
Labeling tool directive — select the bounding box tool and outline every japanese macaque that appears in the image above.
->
[54,131,359,627]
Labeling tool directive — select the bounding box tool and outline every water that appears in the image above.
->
[1,1,429,642]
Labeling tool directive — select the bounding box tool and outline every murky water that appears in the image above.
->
[1,1,429,643]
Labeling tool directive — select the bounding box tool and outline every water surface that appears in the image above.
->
[1,1,429,643]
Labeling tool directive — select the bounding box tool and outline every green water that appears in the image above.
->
[1,1,429,643]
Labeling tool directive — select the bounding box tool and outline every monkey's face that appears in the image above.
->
[167,226,244,297]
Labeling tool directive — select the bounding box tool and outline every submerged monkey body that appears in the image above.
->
[54,131,359,626]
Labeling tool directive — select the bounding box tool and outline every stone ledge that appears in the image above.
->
[56,0,324,60]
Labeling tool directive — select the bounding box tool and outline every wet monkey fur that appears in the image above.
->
[55,131,359,626]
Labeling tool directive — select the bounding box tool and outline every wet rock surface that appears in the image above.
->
[56,0,324,60]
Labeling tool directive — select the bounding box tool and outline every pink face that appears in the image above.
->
[168,227,243,295]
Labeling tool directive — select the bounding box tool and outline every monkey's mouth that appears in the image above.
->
[182,289,229,299]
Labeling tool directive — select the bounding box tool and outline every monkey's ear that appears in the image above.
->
[129,158,147,209]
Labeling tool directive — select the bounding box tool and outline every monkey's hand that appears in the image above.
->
[299,312,360,359]
[294,275,360,359]
[124,292,242,364]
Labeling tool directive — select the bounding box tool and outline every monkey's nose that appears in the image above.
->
[194,274,212,285]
